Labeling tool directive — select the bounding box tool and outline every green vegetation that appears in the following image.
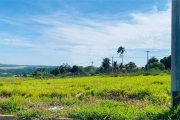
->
[0,46,171,77]
[0,75,179,119]
[160,55,171,70]
[101,58,111,70]
[145,57,166,71]
[0,55,171,77]
[0,64,56,76]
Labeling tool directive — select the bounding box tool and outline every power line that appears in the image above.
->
[149,55,170,57]
[113,55,170,59]
[65,54,171,67]
[114,56,143,59]
[70,59,102,66]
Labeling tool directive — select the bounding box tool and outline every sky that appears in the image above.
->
[0,0,171,67]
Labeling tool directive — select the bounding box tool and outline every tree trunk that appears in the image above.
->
[122,56,123,65]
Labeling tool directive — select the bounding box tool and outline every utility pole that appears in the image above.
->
[112,56,113,73]
[146,51,149,71]
[172,0,180,107]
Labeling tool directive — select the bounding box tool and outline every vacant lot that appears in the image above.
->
[0,75,178,119]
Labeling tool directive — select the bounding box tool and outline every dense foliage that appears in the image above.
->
[0,55,172,77]
[145,57,165,70]
[160,55,171,70]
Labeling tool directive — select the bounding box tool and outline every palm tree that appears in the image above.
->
[117,46,126,65]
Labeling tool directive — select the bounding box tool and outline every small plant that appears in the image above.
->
[0,100,27,114]
[15,110,43,120]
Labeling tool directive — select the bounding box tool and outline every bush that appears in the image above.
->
[156,105,180,119]
[0,100,27,114]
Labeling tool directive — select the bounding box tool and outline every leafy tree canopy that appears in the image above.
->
[146,57,165,71]
[102,58,111,70]
[125,62,137,70]
[71,65,80,73]
[117,46,126,57]
[148,57,159,64]
[160,55,171,70]
[149,62,165,70]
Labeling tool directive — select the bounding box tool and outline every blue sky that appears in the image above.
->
[0,0,171,67]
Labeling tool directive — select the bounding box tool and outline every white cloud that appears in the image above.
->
[0,33,33,47]
[0,1,171,66]
[36,3,170,63]
[33,3,170,51]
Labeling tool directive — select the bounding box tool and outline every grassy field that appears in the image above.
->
[0,74,179,119]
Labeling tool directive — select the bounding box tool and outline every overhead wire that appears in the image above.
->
[65,54,171,66]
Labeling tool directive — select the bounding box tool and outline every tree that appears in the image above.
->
[84,66,97,74]
[78,66,84,73]
[71,65,79,73]
[63,63,71,73]
[37,68,46,79]
[119,63,124,71]
[102,58,111,70]
[37,68,46,72]
[50,67,60,76]
[146,57,159,70]
[59,63,71,74]
[141,67,145,71]
[59,65,65,74]
[160,55,171,70]
[149,62,165,70]
[113,61,118,72]
[148,57,158,64]
[117,46,126,65]
[124,64,129,70]
[126,62,137,70]
[50,63,71,76]
[31,68,46,78]
[146,57,165,70]
[31,71,38,76]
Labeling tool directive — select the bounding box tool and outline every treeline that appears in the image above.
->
[32,55,171,77]
[29,46,171,77]
[0,46,171,77]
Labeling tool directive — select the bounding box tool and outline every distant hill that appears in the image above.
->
[0,64,56,75]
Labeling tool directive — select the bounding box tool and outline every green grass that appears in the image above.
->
[0,75,178,119]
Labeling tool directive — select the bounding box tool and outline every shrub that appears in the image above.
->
[0,100,26,114]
